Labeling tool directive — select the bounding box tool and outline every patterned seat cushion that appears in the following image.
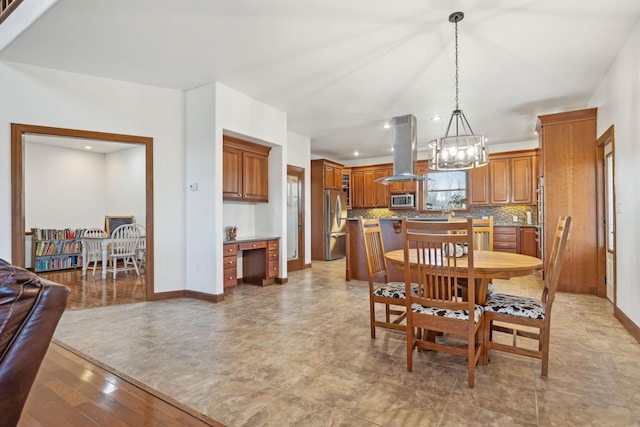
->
[411,303,484,323]
[483,293,545,320]
[373,282,419,299]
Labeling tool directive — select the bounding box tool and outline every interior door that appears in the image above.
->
[287,165,305,271]
[605,141,615,302]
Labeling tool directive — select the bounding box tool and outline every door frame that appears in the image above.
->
[595,125,615,303]
[11,123,155,301]
[286,165,305,272]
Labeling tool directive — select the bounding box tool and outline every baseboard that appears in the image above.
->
[614,306,640,345]
[153,289,225,303]
[276,277,288,285]
[304,263,312,269]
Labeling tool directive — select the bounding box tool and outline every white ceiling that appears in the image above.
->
[25,134,140,154]
[2,0,640,161]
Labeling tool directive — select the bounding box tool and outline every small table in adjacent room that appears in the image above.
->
[384,249,543,304]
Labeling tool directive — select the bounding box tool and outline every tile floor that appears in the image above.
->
[54,260,640,426]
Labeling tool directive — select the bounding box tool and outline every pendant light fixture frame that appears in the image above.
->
[428,11,488,170]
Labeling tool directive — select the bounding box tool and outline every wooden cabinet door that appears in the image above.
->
[511,156,534,204]
[242,151,269,202]
[468,164,490,205]
[520,227,538,257]
[363,170,376,207]
[374,169,390,207]
[324,165,335,189]
[223,145,243,200]
[333,167,342,190]
[490,158,510,205]
[351,171,364,208]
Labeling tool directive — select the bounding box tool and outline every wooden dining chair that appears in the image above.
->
[448,215,494,250]
[359,216,415,339]
[108,223,141,278]
[482,216,571,377]
[82,228,108,277]
[403,217,484,388]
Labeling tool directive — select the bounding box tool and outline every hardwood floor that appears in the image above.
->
[39,268,147,310]
[20,343,221,426]
[19,269,222,426]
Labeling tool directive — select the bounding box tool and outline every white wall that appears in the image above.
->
[185,82,287,294]
[589,19,640,326]
[286,131,312,265]
[25,142,106,229]
[0,61,185,293]
[105,146,146,227]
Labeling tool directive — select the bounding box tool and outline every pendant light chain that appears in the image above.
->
[454,19,459,111]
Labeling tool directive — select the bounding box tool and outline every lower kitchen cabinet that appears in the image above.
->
[494,226,540,257]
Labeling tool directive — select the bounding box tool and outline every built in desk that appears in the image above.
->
[223,236,280,291]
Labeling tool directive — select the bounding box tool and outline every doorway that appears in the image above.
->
[10,123,155,300]
[596,125,615,303]
[286,165,305,272]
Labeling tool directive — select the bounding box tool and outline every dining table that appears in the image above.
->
[81,235,145,279]
[384,249,543,304]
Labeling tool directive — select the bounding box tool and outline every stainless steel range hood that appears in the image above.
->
[375,114,426,185]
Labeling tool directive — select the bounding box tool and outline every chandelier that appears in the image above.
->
[428,12,488,170]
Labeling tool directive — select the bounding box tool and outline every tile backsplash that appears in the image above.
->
[348,205,538,226]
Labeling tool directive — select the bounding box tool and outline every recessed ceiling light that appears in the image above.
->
[354,151,359,156]
[383,123,391,129]
[85,146,93,150]
[430,115,441,121]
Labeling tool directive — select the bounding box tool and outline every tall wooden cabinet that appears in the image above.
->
[223,135,271,202]
[537,108,598,295]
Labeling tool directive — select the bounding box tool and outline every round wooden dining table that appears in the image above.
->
[384,249,543,304]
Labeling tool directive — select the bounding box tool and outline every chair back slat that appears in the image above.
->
[541,216,572,311]
[359,217,388,283]
[403,218,475,312]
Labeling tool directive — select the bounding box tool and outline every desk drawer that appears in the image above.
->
[267,250,279,261]
[224,244,238,256]
[267,260,279,278]
[267,240,279,250]
[239,241,267,250]
[223,255,237,269]
[223,268,237,288]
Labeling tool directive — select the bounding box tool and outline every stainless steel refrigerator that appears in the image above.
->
[324,189,347,260]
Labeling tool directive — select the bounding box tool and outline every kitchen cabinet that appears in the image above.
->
[494,226,518,253]
[489,151,537,205]
[353,165,392,208]
[311,159,343,190]
[223,135,271,202]
[351,170,364,208]
[537,108,598,295]
[468,164,490,206]
[342,169,351,209]
[468,150,537,207]
[520,227,539,258]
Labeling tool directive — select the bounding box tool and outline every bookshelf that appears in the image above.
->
[31,228,85,272]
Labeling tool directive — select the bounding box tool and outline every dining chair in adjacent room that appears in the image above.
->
[108,223,141,278]
[359,216,416,339]
[482,216,571,377]
[82,228,108,277]
[403,217,483,388]
[133,223,146,270]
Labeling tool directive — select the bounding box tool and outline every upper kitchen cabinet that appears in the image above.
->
[468,164,490,205]
[537,108,598,295]
[223,135,271,202]
[351,164,392,208]
[468,150,538,206]
[311,159,343,191]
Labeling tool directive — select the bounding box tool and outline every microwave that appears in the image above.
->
[390,193,415,208]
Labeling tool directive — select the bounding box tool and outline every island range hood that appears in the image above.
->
[375,114,426,185]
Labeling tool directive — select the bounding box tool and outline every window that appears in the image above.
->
[422,171,468,211]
